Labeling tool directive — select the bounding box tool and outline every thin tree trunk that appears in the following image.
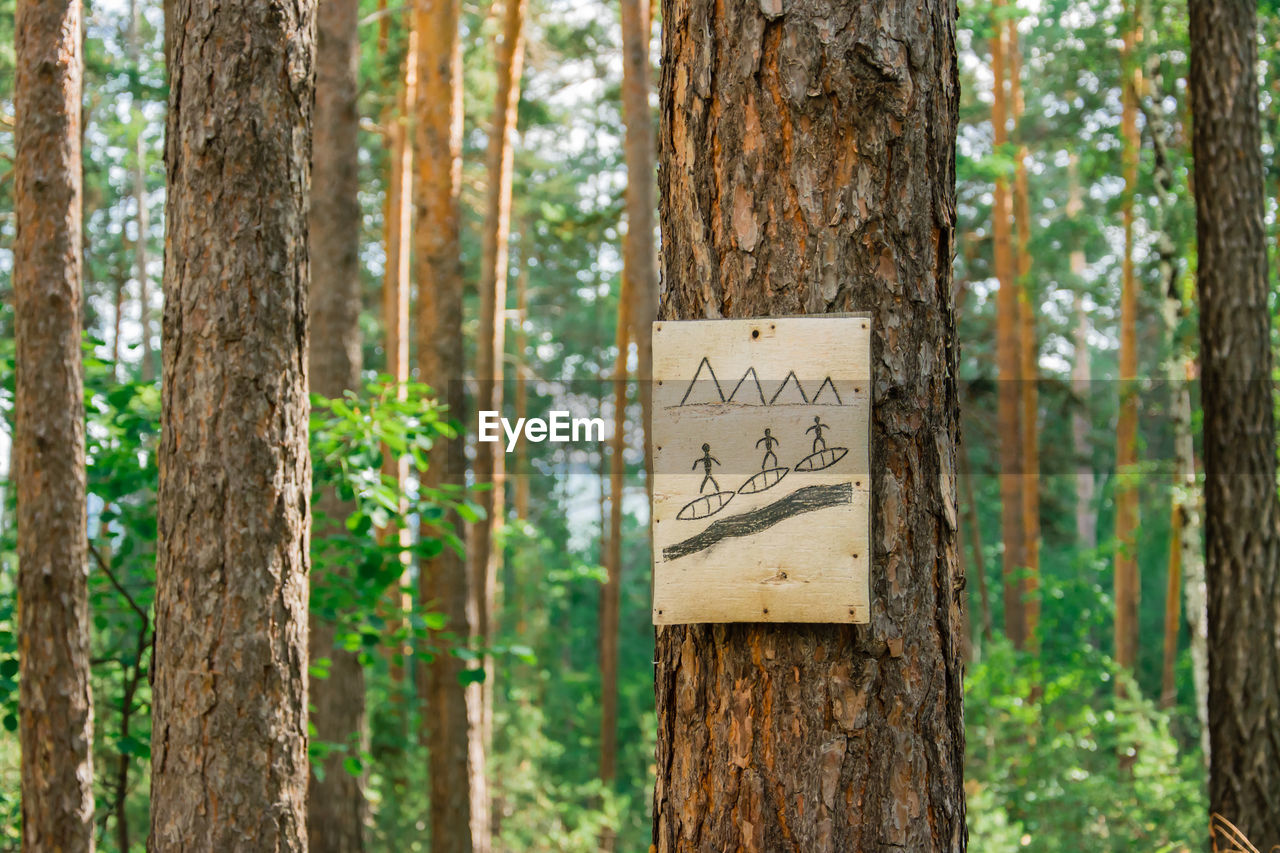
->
[149,0,313,844]
[513,243,531,520]
[1114,0,1142,685]
[1142,53,1200,717]
[470,0,528,790]
[415,0,483,845]
[652,0,965,846]
[1009,20,1039,652]
[1190,0,1280,842]
[14,0,96,844]
[378,8,417,697]
[600,271,630,808]
[128,0,153,384]
[308,0,368,841]
[1068,149,1096,549]
[620,0,658,497]
[990,1,1025,649]
[112,266,126,379]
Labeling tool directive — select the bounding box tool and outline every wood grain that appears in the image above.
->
[651,317,871,624]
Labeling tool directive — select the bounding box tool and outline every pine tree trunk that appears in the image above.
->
[600,270,631,806]
[513,247,531,520]
[377,3,416,702]
[415,0,484,845]
[149,0,314,845]
[1113,0,1142,684]
[620,0,658,493]
[652,0,965,846]
[308,0,368,843]
[1190,0,1280,842]
[989,2,1025,649]
[470,0,527,810]
[13,0,96,845]
[1009,22,1039,651]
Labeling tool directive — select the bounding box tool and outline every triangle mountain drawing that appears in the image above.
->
[727,367,767,404]
[679,356,726,405]
[769,370,809,405]
[811,377,843,405]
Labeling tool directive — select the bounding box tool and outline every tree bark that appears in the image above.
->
[415,0,484,846]
[1113,0,1142,684]
[1191,0,1280,843]
[14,0,96,845]
[989,1,1025,650]
[653,0,965,847]
[471,0,528,748]
[308,0,368,843]
[1009,21,1039,652]
[149,0,313,846]
[620,0,658,496]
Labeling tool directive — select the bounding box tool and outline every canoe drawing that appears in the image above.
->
[738,466,789,495]
[677,490,736,521]
[795,447,849,472]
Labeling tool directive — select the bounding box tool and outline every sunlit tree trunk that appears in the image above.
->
[513,244,531,520]
[1113,0,1142,685]
[1143,53,1201,719]
[14,0,96,844]
[308,0,368,842]
[1009,19,1039,652]
[620,0,658,494]
[378,6,417,699]
[599,270,630,836]
[415,0,484,845]
[653,0,965,845]
[990,0,1025,649]
[1191,0,1280,842]
[149,0,313,844]
[470,0,528,792]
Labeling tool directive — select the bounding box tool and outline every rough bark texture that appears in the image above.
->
[14,0,97,845]
[1113,1,1142,682]
[653,0,965,847]
[149,0,314,846]
[415,0,483,846]
[308,0,368,843]
[620,0,659,492]
[470,0,528,777]
[1190,0,1280,843]
[989,5,1025,650]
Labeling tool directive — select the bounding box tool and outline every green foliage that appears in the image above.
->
[967,640,1205,851]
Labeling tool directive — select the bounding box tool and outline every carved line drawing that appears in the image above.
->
[673,358,852,408]
[768,370,808,405]
[679,356,725,405]
[663,482,854,561]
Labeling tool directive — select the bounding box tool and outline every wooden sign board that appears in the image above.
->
[651,317,872,624]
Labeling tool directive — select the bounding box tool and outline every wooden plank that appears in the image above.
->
[651,317,872,624]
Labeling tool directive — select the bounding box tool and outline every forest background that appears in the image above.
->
[1,0,1279,848]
